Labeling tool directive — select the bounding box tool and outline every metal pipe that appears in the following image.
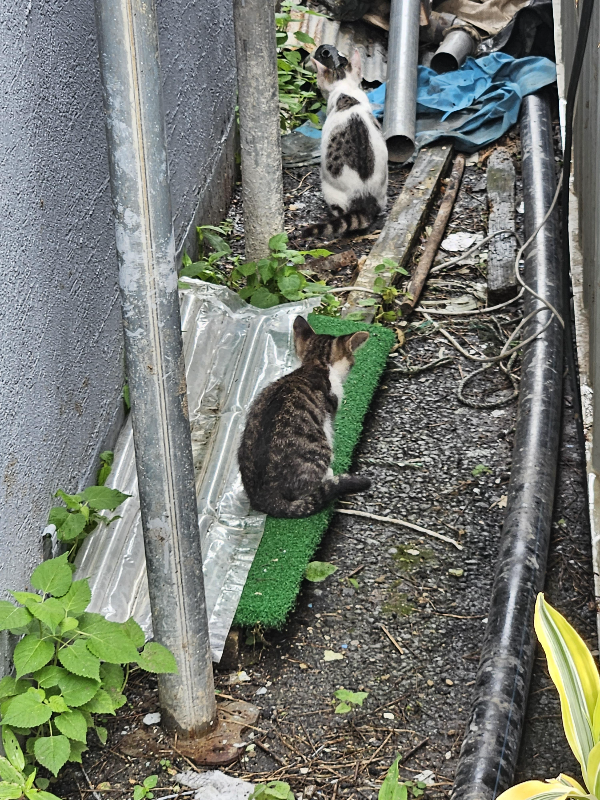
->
[94,0,216,738]
[383,0,420,163]
[431,28,476,73]
[233,0,285,260]
[451,92,563,800]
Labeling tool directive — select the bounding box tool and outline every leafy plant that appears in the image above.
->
[378,757,426,800]
[179,223,233,285]
[304,562,337,583]
[471,464,491,478]
[249,781,294,800]
[346,258,410,324]
[0,555,177,780]
[497,594,600,800]
[133,775,158,800]
[47,486,129,560]
[231,233,331,309]
[96,452,114,487]
[0,726,60,800]
[275,1,325,133]
[334,688,368,714]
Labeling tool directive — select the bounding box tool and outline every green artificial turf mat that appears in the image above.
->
[233,315,395,630]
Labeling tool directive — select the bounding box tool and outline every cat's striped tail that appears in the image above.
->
[300,195,380,242]
[264,474,371,519]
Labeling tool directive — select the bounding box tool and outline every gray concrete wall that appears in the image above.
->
[0,0,236,657]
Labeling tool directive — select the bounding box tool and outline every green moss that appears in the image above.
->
[234,316,395,630]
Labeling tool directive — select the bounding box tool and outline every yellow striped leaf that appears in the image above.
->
[534,594,598,772]
[497,775,587,800]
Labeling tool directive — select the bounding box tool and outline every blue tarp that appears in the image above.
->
[290,53,556,156]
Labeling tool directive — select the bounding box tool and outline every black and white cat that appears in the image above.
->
[302,48,388,241]
[238,317,371,519]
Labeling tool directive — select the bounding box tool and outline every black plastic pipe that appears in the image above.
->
[451,92,563,800]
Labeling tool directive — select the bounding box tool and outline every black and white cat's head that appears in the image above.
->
[311,49,362,99]
[293,316,369,386]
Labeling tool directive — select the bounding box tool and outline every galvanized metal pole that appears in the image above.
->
[383,0,420,163]
[233,0,285,260]
[94,0,216,737]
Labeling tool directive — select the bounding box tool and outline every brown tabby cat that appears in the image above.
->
[238,316,371,519]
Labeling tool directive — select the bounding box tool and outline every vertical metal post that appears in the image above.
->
[383,0,421,163]
[94,0,216,737]
[233,0,285,260]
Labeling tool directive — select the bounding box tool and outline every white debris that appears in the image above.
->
[414,769,436,786]
[255,686,267,695]
[441,231,484,252]
[175,771,254,800]
[142,712,161,725]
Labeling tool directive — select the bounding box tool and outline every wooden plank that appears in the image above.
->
[486,147,518,305]
[342,145,453,322]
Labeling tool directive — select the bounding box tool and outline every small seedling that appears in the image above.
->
[378,756,426,800]
[179,223,233,285]
[159,759,171,771]
[133,775,158,800]
[249,781,295,800]
[96,451,114,486]
[347,258,410,324]
[471,464,491,477]
[333,688,369,714]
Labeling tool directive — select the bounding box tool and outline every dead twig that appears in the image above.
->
[401,737,429,764]
[335,508,463,550]
[255,738,286,766]
[80,766,102,800]
[379,624,404,655]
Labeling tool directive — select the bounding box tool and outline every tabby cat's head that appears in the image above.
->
[293,316,368,375]
[311,49,362,97]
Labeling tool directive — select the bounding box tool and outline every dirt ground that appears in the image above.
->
[55,123,596,800]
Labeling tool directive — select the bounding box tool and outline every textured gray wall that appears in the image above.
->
[0,0,236,635]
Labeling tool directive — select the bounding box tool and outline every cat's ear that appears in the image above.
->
[349,49,362,83]
[348,330,369,352]
[293,316,314,358]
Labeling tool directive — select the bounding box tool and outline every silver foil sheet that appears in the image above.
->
[75,281,318,661]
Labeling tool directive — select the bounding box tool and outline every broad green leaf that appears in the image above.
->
[133,787,146,800]
[236,262,258,278]
[11,593,41,607]
[294,31,314,43]
[57,673,100,708]
[100,663,124,692]
[95,726,108,745]
[55,513,86,543]
[47,696,69,714]
[136,642,178,674]
[47,508,69,529]
[79,486,129,511]
[13,636,54,679]
[534,594,599,770]
[0,756,24,786]
[143,777,158,790]
[3,728,25,772]
[334,702,352,713]
[268,233,288,252]
[77,613,139,664]
[250,288,281,309]
[54,710,87,743]
[258,260,276,283]
[304,562,337,582]
[277,273,303,298]
[496,776,588,800]
[378,757,407,800]
[334,689,368,707]
[122,617,145,648]
[30,554,72,598]
[66,740,87,764]
[0,784,23,800]
[54,490,83,510]
[0,677,30,701]
[2,689,52,727]
[60,579,92,616]
[58,640,100,681]
[202,229,231,255]
[81,689,116,715]
[60,618,79,634]
[32,666,67,689]
[28,599,65,634]
[33,736,70,777]
[34,780,49,791]
[0,602,32,632]
[29,792,64,800]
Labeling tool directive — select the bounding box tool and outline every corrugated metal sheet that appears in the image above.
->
[553,0,600,635]
[286,12,388,84]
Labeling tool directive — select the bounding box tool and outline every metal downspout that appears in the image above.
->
[93,0,216,737]
[451,92,563,800]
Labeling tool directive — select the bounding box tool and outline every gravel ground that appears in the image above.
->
[55,124,596,800]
